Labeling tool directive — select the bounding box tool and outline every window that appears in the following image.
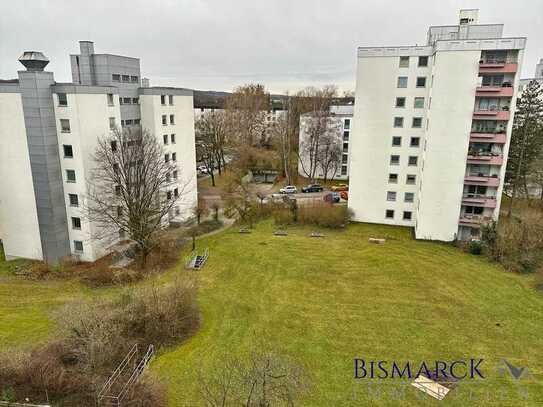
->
[172,152,177,162]
[123,97,131,104]
[418,56,429,67]
[341,166,347,175]
[162,115,167,125]
[399,56,409,67]
[342,154,348,164]
[171,134,176,144]
[169,95,174,105]
[412,117,422,128]
[58,93,68,106]
[63,144,73,158]
[60,119,70,133]
[134,119,140,125]
[122,75,130,82]
[66,169,76,183]
[121,120,125,126]
[390,155,400,165]
[115,185,121,196]
[167,191,172,200]
[404,192,414,203]
[403,211,413,221]
[343,131,349,141]
[74,240,83,252]
[68,194,79,207]
[132,97,139,104]
[163,134,168,145]
[113,163,119,175]
[117,206,123,217]
[408,156,418,166]
[343,142,349,153]
[406,174,416,185]
[410,137,420,147]
[395,97,406,108]
[174,188,179,198]
[131,75,138,83]
[387,191,397,201]
[109,117,116,130]
[170,114,175,125]
[388,173,398,183]
[165,153,170,163]
[344,119,351,129]
[394,117,404,128]
[397,77,408,88]
[416,77,427,88]
[386,209,395,219]
[125,119,133,126]
[392,136,402,147]
[414,97,424,109]
[161,95,166,105]
[71,217,81,230]
[112,74,120,82]
[119,98,124,105]
[173,170,178,179]
[119,229,126,239]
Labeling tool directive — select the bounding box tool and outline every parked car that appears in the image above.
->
[302,184,323,193]
[331,183,349,192]
[340,191,348,201]
[197,165,209,174]
[324,192,340,203]
[279,185,298,194]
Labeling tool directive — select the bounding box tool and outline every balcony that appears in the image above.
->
[466,154,504,165]
[478,61,518,74]
[464,175,500,187]
[462,195,497,208]
[459,215,493,228]
[470,132,507,144]
[475,86,514,97]
[473,109,510,121]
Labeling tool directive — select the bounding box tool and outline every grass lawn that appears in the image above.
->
[153,221,543,406]
[1,222,542,405]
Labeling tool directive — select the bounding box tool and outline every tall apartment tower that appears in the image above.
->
[349,10,525,241]
[0,42,197,262]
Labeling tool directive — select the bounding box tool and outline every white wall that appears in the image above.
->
[54,92,122,262]
[415,50,481,241]
[349,55,427,227]
[141,93,198,222]
[0,92,43,260]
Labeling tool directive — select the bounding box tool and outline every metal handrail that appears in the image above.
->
[97,344,138,402]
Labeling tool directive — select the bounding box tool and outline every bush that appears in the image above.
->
[0,278,198,405]
[468,240,483,255]
[297,202,352,228]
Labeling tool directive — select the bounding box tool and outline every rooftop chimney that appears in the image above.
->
[18,51,49,71]
[79,41,95,56]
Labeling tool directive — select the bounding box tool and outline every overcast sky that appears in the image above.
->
[1,0,542,94]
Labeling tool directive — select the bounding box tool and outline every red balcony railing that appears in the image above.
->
[479,62,518,74]
[459,215,493,228]
[464,175,500,187]
[467,154,504,165]
[473,110,510,121]
[470,132,507,144]
[475,86,514,97]
[462,195,498,208]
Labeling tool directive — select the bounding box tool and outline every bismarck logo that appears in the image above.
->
[353,358,485,380]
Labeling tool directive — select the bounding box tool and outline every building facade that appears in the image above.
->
[349,10,525,241]
[298,104,353,181]
[0,42,197,263]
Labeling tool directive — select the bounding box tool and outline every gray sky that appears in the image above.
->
[1,0,541,94]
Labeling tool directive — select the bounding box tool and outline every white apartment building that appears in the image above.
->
[519,58,543,91]
[349,9,525,241]
[0,42,197,263]
[298,105,353,180]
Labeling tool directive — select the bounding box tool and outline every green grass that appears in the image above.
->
[153,221,543,406]
[1,222,543,405]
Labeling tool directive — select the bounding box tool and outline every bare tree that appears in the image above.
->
[295,86,338,182]
[192,196,209,225]
[226,84,271,147]
[196,111,228,186]
[86,128,192,266]
[316,128,343,183]
[198,350,308,407]
[224,170,257,228]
